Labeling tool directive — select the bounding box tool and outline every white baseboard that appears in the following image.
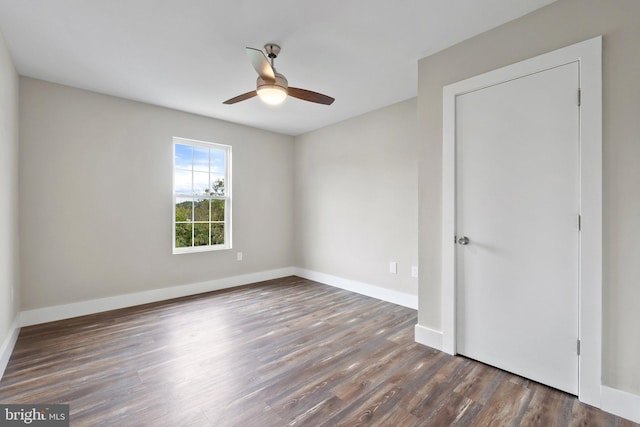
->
[20,267,296,327]
[601,385,640,424]
[0,316,20,381]
[414,324,443,351]
[294,268,418,309]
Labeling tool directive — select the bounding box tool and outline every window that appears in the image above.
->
[173,137,231,253]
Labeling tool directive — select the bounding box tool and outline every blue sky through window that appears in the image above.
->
[174,143,226,195]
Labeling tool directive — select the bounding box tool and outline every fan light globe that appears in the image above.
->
[256,72,288,106]
[257,85,287,105]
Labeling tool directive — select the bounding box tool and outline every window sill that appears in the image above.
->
[173,245,230,255]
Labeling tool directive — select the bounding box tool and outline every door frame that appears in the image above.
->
[441,36,602,406]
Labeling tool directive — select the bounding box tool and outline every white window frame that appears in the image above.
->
[172,137,232,254]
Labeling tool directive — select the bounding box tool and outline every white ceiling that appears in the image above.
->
[0,0,556,136]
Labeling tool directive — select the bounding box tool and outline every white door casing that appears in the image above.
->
[441,36,602,406]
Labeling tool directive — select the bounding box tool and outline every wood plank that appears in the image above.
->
[0,276,635,426]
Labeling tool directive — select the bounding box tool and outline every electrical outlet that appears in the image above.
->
[389,261,397,274]
[411,266,419,278]
[237,251,243,261]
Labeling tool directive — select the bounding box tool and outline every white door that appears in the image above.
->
[455,62,580,394]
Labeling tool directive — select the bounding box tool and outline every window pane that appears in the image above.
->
[175,198,193,222]
[194,198,209,222]
[211,223,224,245]
[211,199,225,221]
[175,223,192,248]
[174,169,192,194]
[210,176,225,196]
[211,149,225,174]
[193,223,209,246]
[174,144,193,170]
[193,171,210,195]
[193,147,209,172]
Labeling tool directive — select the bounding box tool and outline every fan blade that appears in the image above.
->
[223,90,257,105]
[288,87,335,105]
[246,47,275,82]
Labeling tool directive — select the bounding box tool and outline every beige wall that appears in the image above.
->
[19,78,294,309]
[0,31,19,354]
[417,0,640,394]
[294,98,418,297]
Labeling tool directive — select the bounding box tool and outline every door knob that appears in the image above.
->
[458,236,470,245]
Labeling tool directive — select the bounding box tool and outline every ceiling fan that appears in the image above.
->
[223,44,335,106]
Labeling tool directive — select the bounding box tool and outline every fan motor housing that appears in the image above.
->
[257,72,288,92]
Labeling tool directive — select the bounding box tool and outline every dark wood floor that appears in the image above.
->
[0,276,635,426]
